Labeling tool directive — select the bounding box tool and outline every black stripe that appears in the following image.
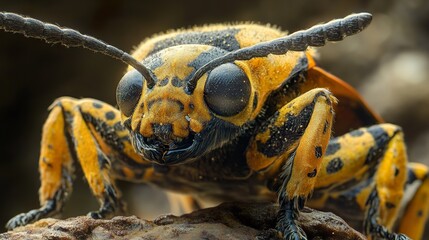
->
[148,28,241,56]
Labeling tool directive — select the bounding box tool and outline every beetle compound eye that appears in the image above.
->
[116,70,144,117]
[204,63,251,116]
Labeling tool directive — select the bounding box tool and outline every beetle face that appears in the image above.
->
[116,45,249,165]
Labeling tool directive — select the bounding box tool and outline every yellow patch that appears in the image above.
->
[39,106,72,203]
[72,112,106,197]
[315,131,375,188]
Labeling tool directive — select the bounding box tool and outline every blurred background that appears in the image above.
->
[1,0,429,236]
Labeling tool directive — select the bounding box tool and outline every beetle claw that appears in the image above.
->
[6,199,57,230]
[280,224,307,240]
[6,210,42,230]
[87,198,123,220]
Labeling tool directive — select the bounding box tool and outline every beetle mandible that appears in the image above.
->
[1,12,428,240]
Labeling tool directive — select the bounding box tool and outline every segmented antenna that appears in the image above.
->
[186,12,373,93]
[0,12,156,89]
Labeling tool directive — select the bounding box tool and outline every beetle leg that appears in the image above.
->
[6,97,150,229]
[364,125,410,240]
[398,163,429,239]
[247,88,336,240]
[308,124,410,239]
[6,104,74,230]
[62,97,153,218]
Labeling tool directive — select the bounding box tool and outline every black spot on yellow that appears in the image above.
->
[105,111,116,120]
[189,103,195,109]
[159,78,169,86]
[323,120,329,134]
[385,202,396,209]
[418,210,423,217]
[315,146,322,158]
[325,140,340,156]
[307,169,317,178]
[326,157,344,174]
[394,167,400,177]
[171,77,183,87]
[93,102,103,109]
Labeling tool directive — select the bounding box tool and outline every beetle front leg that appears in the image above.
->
[62,97,140,219]
[70,102,119,219]
[6,97,146,229]
[6,104,74,229]
[247,88,336,240]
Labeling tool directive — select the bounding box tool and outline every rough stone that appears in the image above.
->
[0,202,365,240]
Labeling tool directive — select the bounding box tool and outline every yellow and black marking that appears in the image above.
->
[246,88,336,238]
[2,12,427,240]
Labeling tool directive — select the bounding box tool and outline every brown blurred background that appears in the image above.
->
[1,0,429,236]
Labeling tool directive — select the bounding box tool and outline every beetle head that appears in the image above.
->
[117,45,252,165]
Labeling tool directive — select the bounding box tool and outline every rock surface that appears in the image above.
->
[1,202,365,240]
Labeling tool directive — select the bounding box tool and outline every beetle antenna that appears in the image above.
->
[186,12,372,93]
[0,12,156,89]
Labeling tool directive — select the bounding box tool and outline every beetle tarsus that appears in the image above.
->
[88,202,115,219]
[87,201,121,220]
[6,199,57,230]
[88,190,126,220]
[365,190,411,240]
[277,197,307,240]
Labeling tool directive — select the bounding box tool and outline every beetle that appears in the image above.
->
[1,11,428,240]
